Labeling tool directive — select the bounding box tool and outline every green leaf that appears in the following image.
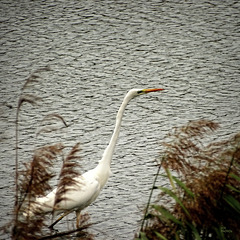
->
[226,184,240,193]
[152,205,183,226]
[223,194,240,213]
[158,187,190,216]
[213,226,226,240]
[230,173,240,182]
[137,232,148,240]
[154,231,168,240]
[186,222,201,240]
[165,168,176,191]
[172,176,195,198]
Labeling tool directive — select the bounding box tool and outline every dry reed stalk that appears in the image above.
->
[15,67,51,225]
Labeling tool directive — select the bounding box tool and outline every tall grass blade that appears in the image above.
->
[230,173,240,182]
[136,232,148,240]
[223,194,240,213]
[152,205,182,226]
[186,222,201,240]
[154,231,168,240]
[140,161,162,232]
[158,187,190,216]
[214,226,226,240]
[165,168,176,192]
[226,184,240,193]
[172,176,195,198]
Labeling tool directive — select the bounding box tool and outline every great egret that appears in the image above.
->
[26,88,164,228]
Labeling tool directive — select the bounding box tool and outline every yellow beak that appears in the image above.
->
[143,88,164,93]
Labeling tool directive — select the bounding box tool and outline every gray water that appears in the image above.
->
[0,0,239,239]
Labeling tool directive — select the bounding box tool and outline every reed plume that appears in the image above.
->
[13,144,64,240]
[53,142,82,212]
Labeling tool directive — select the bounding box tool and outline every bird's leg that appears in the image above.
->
[48,210,71,229]
[76,210,81,228]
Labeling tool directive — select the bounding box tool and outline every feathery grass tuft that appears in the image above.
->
[15,66,51,212]
[20,144,64,207]
[37,113,68,136]
[53,142,82,211]
[162,119,220,177]
[12,143,64,240]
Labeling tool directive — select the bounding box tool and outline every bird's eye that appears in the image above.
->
[137,90,143,94]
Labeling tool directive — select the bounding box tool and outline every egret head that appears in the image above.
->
[128,88,164,99]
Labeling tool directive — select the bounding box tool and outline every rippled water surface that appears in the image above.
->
[0,0,239,239]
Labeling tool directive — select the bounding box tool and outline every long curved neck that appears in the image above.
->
[99,93,133,167]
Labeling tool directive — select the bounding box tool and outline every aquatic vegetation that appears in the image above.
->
[2,68,94,240]
[138,120,240,240]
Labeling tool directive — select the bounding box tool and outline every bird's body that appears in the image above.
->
[26,88,164,227]
[35,166,109,215]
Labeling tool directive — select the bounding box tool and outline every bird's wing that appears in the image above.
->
[31,169,101,215]
[54,169,101,212]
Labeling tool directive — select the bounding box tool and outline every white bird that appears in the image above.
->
[27,88,164,228]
